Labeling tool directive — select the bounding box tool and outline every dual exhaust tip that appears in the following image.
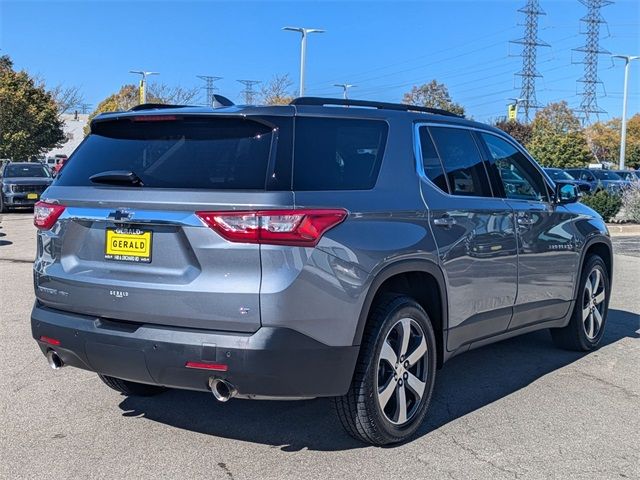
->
[208,377,237,402]
[46,350,64,370]
[46,351,236,402]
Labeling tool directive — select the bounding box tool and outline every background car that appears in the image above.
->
[565,168,628,194]
[51,155,68,177]
[543,168,592,193]
[616,170,640,182]
[0,162,53,212]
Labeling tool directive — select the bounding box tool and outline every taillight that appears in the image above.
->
[34,201,65,230]
[195,209,347,246]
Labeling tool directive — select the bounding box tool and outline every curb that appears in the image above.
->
[607,223,640,236]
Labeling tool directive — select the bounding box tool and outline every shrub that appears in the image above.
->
[580,190,623,222]
[621,182,640,223]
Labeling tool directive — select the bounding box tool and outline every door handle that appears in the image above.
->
[433,216,457,227]
[517,215,535,226]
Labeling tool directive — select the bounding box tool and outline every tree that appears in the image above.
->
[526,102,594,168]
[147,83,200,105]
[494,119,533,146]
[260,74,295,105]
[402,80,465,116]
[0,55,65,160]
[50,84,85,114]
[586,114,640,168]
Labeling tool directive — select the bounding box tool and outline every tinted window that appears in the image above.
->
[429,127,492,197]
[4,164,51,178]
[545,168,574,181]
[56,117,278,189]
[481,133,548,202]
[293,117,388,190]
[592,170,622,181]
[418,127,448,192]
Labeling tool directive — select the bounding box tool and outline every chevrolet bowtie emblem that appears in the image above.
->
[107,209,133,221]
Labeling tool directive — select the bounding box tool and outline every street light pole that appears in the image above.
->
[611,54,639,170]
[282,27,325,97]
[334,84,356,99]
[129,70,159,104]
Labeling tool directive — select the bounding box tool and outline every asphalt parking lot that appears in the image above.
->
[1,211,638,480]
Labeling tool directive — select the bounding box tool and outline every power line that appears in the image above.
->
[510,0,550,122]
[573,0,614,124]
[197,75,223,106]
[237,79,261,105]
[78,103,92,114]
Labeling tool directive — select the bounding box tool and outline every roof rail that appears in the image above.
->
[289,97,462,117]
[128,103,190,112]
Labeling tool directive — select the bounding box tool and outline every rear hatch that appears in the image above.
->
[35,112,294,333]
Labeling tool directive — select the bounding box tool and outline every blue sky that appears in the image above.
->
[1,0,638,122]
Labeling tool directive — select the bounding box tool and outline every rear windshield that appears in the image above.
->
[293,117,388,190]
[4,163,51,178]
[55,116,277,189]
[55,114,387,191]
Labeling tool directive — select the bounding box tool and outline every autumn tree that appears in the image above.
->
[494,119,533,146]
[402,80,465,116]
[526,101,594,168]
[260,74,295,105]
[586,114,640,168]
[0,55,65,159]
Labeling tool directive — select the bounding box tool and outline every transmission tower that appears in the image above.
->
[237,79,261,105]
[510,0,550,123]
[197,75,222,106]
[573,0,613,124]
[78,103,92,114]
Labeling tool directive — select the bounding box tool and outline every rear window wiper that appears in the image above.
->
[89,170,144,187]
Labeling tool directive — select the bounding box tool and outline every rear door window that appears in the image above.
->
[55,116,283,190]
[417,126,449,193]
[428,127,492,197]
[293,117,388,190]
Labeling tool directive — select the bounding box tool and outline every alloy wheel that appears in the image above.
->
[376,317,429,426]
[582,268,606,340]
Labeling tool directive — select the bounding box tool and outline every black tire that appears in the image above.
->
[98,374,167,397]
[0,194,6,213]
[550,254,610,351]
[334,295,437,445]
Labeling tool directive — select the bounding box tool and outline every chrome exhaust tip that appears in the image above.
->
[46,350,64,370]
[208,377,237,402]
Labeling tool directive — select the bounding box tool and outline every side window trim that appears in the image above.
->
[413,122,495,199]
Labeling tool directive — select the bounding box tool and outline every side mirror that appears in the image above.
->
[555,181,579,204]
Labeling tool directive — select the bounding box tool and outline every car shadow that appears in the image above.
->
[118,308,639,451]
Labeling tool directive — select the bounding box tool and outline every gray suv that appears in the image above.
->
[31,98,612,445]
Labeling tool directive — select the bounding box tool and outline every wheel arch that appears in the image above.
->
[353,259,448,368]
[576,235,613,297]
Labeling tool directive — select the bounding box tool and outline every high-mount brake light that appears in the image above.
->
[195,209,347,247]
[131,115,177,122]
[33,201,66,230]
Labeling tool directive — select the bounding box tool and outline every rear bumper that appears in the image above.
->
[31,303,359,398]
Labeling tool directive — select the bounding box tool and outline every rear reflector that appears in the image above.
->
[34,201,65,230]
[39,336,61,346]
[195,209,347,246]
[185,361,228,372]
